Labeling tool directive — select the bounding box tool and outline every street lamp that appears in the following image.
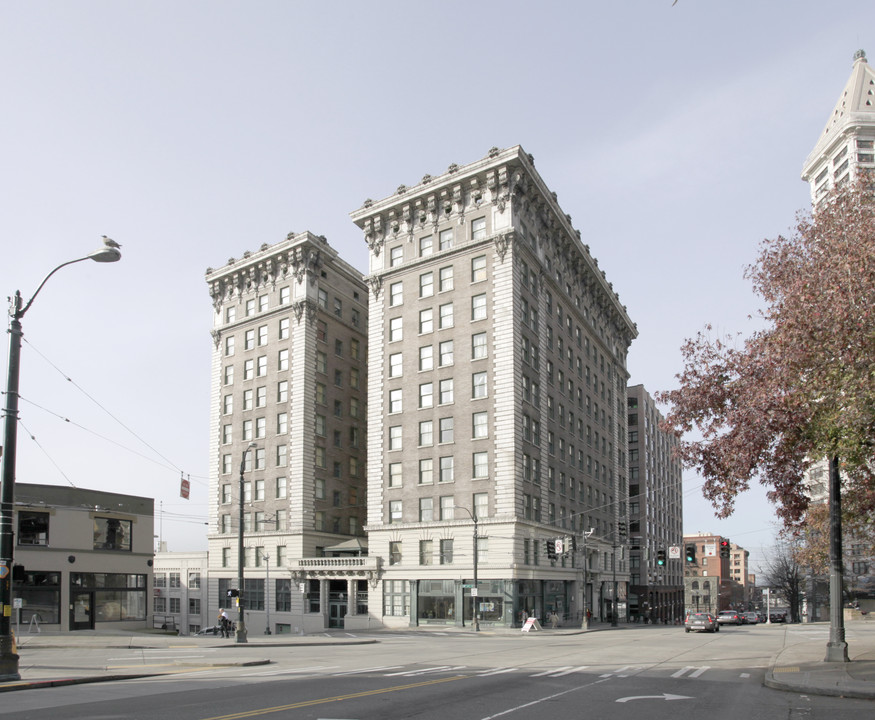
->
[455,505,479,632]
[1,245,121,680]
[263,552,271,634]
[580,528,594,630]
[236,441,257,643]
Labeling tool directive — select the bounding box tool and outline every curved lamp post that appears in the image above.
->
[455,505,479,632]
[236,442,257,643]
[0,246,121,680]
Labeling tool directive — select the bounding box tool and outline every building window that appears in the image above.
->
[439,416,454,443]
[419,420,433,447]
[278,317,290,340]
[419,539,434,565]
[471,254,487,281]
[419,345,434,371]
[472,371,488,398]
[472,411,488,439]
[389,352,403,377]
[471,294,487,321]
[419,458,434,485]
[389,501,402,524]
[439,378,454,404]
[439,456,454,483]
[389,388,402,413]
[18,512,49,546]
[389,425,402,450]
[275,476,287,499]
[419,308,433,334]
[438,340,454,366]
[439,266,454,292]
[439,228,453,250]
[225,336,235,357]
[471,217,486,241]
[93,517,132,552]
[224,365,234,385]
[277,381,288,403]
[419,498,434,523]
[388,462,402,488]
[390,246,403,267]
[389,317,403,342]
[389,543,402,566]
[473,452,488,479]
[420,272,434,298]
[439,302,454,329]
[222,547,231,567]
[420,235,433,256]
[439,539,454,564]
[419,382,434,408]
[390,281,403,306]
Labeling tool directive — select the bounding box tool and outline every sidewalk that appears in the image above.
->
[763,623,875,699]
[2,623,874,699]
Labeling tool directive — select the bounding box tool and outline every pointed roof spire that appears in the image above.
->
[815,49,875,144]
[802,50,875,182]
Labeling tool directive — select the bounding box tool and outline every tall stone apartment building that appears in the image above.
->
[626,384,683,623]
[351,146,637,628]
[205,232,369,634]
[801,49,875,200]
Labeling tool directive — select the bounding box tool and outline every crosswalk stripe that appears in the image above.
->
[548,666,588,677]
[478,667,517,676]
[530,666,572,677]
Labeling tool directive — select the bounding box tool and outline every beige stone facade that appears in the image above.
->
[205,232,369,633]
[351,146,637,628]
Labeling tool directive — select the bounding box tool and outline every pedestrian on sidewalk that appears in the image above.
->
[218,609,231,638]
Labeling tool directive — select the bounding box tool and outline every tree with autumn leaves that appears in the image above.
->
[658,177,875,536]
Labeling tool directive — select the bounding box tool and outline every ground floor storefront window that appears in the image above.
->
[464,580,507,625]
[383,579,409,617]
[418,580,455,623]
[70,573,147,621]
[14,571,61,624]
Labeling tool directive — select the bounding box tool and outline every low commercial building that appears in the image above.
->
[12,484,154,632]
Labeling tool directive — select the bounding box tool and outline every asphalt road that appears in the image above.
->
[5,625,874,719]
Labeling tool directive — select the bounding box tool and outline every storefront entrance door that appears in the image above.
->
[328,600,346,628]
[71,591,94,630]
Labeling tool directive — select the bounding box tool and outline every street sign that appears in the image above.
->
[555,538,564,554]
[470,588,479,597]
[669,546,680,559]
[462,584,475,588]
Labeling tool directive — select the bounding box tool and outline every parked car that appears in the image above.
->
[685,612,719,633]
[769,613,787,623]
[743,612,759,624]
[717,610,743,626]
[195,624,234,636]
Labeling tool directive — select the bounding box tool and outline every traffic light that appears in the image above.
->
[227,588,239,598]
[656,549,666,566]
[546,540,557,560]
[618,522,627,540]
[720,538,730,558]
[685,544,697,564]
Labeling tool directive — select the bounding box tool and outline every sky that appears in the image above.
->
[1,1,872,573]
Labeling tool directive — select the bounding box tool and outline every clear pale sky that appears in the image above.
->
[2,1,872,572]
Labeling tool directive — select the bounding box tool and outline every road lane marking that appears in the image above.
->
[480,676,613,720]
[199,675,470,719]
[548,666,589,677]
[689,667,710,678]
[530,666,572,677]
[477,667,517,676]
[331,665,402,675]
